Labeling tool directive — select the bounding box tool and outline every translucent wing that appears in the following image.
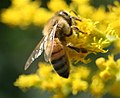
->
[24,36,47,70]
[44,24,58,62]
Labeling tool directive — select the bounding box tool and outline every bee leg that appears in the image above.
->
[67,45,88,53]
[71,25,86,38]
[69,10,82,22]
[71,25,85,33]
[67,45,80,52]
[69,10,78,16]
[71,16,82,22]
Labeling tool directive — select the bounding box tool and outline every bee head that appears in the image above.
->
[57,10,72,25]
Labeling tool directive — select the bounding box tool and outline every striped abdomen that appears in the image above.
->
[51,38,70,78]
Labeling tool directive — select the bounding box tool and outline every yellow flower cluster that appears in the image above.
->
[14,74,40,89]
[1,0,53,27]
[65,18,116,63]
[15,63,90,98]
[1,0,120,98]
[96,55,119,81]
[1,0,120,38]
[90,55,120,97]
[14,55,120,98]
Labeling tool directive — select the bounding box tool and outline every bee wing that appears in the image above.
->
[44,24,58,62]
[24,36,47,70]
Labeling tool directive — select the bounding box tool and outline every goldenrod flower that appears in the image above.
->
[96,55,119,81]
[14,74,40,89]
[65,17,116,64]
[1,0,40,27]
[33,8,53,26]
[91,6,107,22]
[92,55,120,97]
[48,0,69,12]
[90,75,105,98]
[110,59,120,97]
[72,79,88,95]
[14,63,90,98]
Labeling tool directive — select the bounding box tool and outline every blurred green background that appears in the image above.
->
[0,0,119,98]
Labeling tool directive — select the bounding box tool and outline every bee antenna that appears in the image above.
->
[69,10,78,16]
[69,10,82,22]
[71,16,82,22]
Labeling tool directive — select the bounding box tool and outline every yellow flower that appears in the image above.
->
[96,55,119,81]
[40,81,55,90]
[1,8,22,26]
[12,0,34,7]
[73,66,90,79]
[14,62,91,97]
[37,62,52,78]
[109,59,120,97]
[100,70,113,81]
[48,0,69,12]
[72,79,88,95]
[96,57,106,70]
[14,57,120,98]
[65,17,112,59]
[91,6,107,22]
[71,0,94,17]
[1,0,40,27]
[14,74,40,89]
[33,8,53,26]
[93,56,120,97]
[90,75,104,97]
[71,66,90,95]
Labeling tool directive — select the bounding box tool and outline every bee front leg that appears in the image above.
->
[71,16,82,22]
[71,25,86,38]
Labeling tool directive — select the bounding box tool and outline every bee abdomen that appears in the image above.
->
[51,54,69,78]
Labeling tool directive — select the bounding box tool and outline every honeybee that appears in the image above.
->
[24,10,82,78]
